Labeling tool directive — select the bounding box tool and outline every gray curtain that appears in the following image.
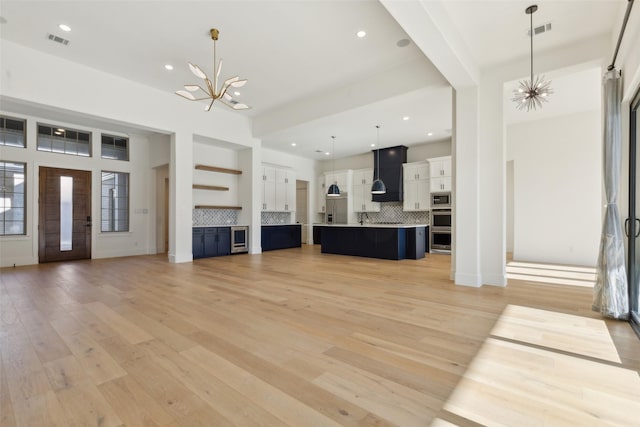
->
[593,69,629,319]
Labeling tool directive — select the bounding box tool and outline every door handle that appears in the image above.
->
[625,218,630,237]
[86,215,92,227]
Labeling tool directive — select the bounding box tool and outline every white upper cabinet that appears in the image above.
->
[428,156,452,192]
[316,176,326,213]
[352,168,380,212]
[262,165,296,212]
[403,162,430,211]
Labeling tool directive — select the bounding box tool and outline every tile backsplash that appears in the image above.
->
[261,212,293,224]
[364,202,430,224]
[193,209,239,226]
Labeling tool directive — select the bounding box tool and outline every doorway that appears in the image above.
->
[38,167,92,263]
[629,86,640,334]
[296,180,308,244]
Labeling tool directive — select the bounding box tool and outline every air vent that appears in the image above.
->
[527,22,552,37]
[47,33,70,46]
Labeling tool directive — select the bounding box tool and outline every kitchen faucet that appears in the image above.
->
[359,212,369,225]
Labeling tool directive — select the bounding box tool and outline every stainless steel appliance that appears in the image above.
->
[231,226,249,253]
[431,192,451,208]
[431,228,452,252]
[326,193,348,224]
[430,209,451,253]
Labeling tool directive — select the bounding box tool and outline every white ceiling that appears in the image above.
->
[0,1,624,160]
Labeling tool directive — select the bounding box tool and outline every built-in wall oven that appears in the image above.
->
[430,209,451,253]
[231,226,249,253]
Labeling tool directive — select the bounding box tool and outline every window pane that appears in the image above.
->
[101,171,129,232]
[0,116,26,148]
[0,161,26,235]
[101,134,129,161]
[37,123,91,157]
[60,176,73,251]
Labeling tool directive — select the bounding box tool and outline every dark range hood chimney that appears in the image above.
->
[372,145,407,202]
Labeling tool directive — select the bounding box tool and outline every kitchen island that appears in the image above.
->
[317,224,428,260]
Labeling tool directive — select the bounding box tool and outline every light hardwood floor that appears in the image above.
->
[1,245,638,426]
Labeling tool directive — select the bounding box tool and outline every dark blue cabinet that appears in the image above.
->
[320,225,425,260]
[193,227,231,259]
[261,225,302,251]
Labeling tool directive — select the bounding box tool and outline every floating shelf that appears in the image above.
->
[193,184,229,191]
[194,205,242,210]
[195,164,242,175]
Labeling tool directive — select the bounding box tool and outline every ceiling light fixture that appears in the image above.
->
[291,142,296,147]
[427,132,433,136]
[356,30,366,38]
[176,28,249,112]
[58,24,71,32]
[512,5,552,111]
[164,64,174,71]
[403,116,410,121]
[327,136,341,197]
[371,125,386,195]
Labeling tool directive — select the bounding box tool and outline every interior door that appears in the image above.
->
[631,87,640,331]
[39,167,92,262]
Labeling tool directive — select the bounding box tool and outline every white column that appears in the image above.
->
[479,74,507,286]
[169,130,193,263]
[453,87,482,286]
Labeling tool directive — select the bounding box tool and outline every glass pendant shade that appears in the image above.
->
[327,183,340,196]
[371,178,386,194]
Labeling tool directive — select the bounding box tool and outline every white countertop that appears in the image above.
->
[314,223,428,229]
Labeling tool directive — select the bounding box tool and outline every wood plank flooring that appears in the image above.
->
[1,245,638,426]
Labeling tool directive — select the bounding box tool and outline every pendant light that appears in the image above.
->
[512,5,553,111]
[176,28,249,112]
[327,135,340,197]
[371,125,386,194]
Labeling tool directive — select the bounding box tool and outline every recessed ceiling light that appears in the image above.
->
[396,38,411,48]
[370,144,376,147]
[356,30,366,38]
[58,24,71,32]
[234,91,241,96]
[427,132,433,136]
[291,142,296,147]
[403,116,410,121]
[164,64,174,71]
[325,152,330,156]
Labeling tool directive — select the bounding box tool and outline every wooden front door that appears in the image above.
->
[39,167,92,263]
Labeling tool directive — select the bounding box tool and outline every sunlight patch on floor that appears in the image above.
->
[491,305,621,363]
[506,261,596,287]
[437,305,639,426]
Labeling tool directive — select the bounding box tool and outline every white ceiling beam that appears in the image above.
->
[380,0,480,89]
[252,57,448,137]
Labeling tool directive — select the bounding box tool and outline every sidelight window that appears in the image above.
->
[0,161,26,235]
[101,171,129,232]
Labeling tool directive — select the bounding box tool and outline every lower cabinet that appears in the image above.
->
[193,227,231,259]
[261,225,302,251]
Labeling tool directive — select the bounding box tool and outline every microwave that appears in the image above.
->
[431,192,451,208]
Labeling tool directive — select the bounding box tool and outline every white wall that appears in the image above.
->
[192,142,241,208]
[0,111,162,266]
[507,110,602,266]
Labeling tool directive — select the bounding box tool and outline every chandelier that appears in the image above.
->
[512,5,552,111]
[176,28,249,112]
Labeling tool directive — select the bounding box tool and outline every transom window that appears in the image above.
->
[0,116,26,148]
[37,123,91,157]
[0,161,26,235]
[101,134,129,161]
[101,171,129,232]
